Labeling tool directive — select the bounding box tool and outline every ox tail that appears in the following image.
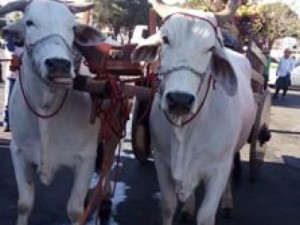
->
[232,152,242,187]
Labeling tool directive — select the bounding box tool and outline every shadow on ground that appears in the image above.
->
[271,91,300,109]
[0,147,300,225]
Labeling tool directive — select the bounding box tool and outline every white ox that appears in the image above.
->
[0,1,109,225]
[132,0,257,225]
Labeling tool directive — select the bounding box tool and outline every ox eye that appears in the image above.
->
[26,20,35,27]
[207,46,215,52]
[162,36,170,45]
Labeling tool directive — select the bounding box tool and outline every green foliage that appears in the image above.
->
[184,0,227,11]
[93,0,149,36]
[235,4,267,38]
[260,3,300,43]
[185,1,300,50]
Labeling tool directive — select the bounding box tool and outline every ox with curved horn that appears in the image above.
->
[149,0,241,24]
[133,0,255,225]
[0,1,108,225]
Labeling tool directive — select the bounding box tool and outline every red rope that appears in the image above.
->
[79,173,105,225]
[19,67,68,119]
[112,142,122,197]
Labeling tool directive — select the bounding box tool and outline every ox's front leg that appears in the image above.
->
[154,155,177,225]
[220,177,234,218]
[197,160,232,225]
[68,157,95,225]
[11,144,35,225]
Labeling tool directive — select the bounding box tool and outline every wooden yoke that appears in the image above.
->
[148,8,157,35]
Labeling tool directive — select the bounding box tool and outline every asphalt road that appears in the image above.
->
[0,90,300,225]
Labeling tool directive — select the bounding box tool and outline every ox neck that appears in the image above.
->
[20,52,69,115]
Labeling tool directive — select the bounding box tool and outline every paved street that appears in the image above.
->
[0,85,299,225]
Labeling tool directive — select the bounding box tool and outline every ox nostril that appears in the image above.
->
[45,58,71,74]
[45,59,56,73]
[166,92,195,110]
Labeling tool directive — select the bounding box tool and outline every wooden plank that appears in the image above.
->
[73,75,153,101]
[253,93,261,103]
[250,42,267,66]
[249,90,271,182]
[0,59,11,62]
[252,70,264,85]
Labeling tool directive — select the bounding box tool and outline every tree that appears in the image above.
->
[260,3,300,49]
[93,0,149,41]
[185,1,300,50]
[93,0,127,37]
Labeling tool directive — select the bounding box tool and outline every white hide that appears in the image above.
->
[134,13,257,225]
[7,1,100,225]
[22,0,76,81]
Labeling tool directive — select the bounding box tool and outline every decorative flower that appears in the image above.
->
[234,4,267,36]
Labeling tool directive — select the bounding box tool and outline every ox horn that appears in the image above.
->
[0,0,28,16]
[214,0,241,25]
[67,2,94,14]
[52,0,94,13]
[148,0,180,19]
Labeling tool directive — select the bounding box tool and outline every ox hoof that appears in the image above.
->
[179,212,194,223]
[258,124,271,146]
[98,200,112,220]
[220,207,235,219]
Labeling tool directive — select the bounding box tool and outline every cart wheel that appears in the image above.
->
[131,99,152,163]
[250,90,272,182]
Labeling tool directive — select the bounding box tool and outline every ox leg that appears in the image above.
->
[180,193,195,223]
[11,145,35,225]
[67,157,95,225]
[220,178,234,218]
[155,157,177,225]
[197,161,232,225]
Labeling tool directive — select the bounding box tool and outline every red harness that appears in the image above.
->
[19,65,69,119]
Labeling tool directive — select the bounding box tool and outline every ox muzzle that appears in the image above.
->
[166,92,195,116]
[45,58,72,85]
[26,34,74,87]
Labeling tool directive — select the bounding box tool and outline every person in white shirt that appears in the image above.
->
[273,48,294,99]
[2,40,23,132]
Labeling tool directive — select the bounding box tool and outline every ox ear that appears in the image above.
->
[211,45,237,96]
[131,34,162,63]
[73,24,106,46]
[1,20,24,44]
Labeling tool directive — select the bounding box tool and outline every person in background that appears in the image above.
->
[3,38,23,132]
[273,48,294,99]
[262,49,272,90]
[0,40,6,83]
